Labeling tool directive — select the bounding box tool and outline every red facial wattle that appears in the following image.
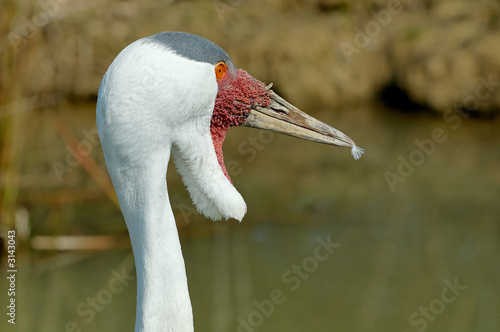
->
[210,68,271,182]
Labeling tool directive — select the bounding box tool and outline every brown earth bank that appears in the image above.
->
[1,0,499,116]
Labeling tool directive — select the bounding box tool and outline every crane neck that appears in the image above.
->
[107,149,194,332]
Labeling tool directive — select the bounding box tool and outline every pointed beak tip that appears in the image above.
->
[244,90,364,160]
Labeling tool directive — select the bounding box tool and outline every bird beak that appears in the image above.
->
[242,86,363,158]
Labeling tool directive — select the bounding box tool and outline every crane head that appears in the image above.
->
[96,32,362,222]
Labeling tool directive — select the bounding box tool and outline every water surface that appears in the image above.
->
[1,103,499,332]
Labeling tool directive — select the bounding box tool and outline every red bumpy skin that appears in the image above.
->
[210,69,271,181]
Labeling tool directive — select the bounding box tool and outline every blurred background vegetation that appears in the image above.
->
[1,0,499,331]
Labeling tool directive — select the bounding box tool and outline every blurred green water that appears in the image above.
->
[1,102,499,332]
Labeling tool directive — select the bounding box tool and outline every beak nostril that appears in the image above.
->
[267,93,291,115]
[270,105,289,115]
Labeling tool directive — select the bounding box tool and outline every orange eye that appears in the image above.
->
[215,62,226,81]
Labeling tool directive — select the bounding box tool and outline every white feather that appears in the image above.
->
[351,144,364,160]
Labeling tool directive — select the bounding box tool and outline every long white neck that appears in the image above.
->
[96,37,248,332]
[108,148,194,332]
